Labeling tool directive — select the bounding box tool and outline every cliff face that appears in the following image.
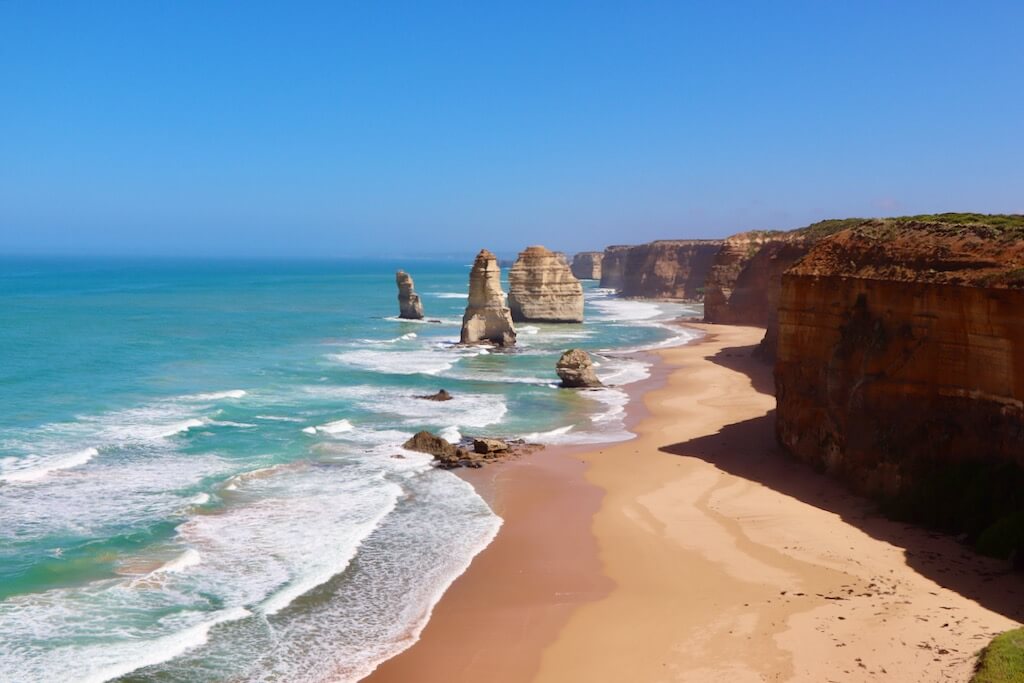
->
[774,215,1024,558]
[461,249,517,346]
[703,231,787,324]
[618,240,722,300]
[508,246,584,323]
[599,245,632,290]
[702,220,867,358]
[395,270,424,320]
[571,252,603,280]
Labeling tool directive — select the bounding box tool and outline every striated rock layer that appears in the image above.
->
[570,252,603,280]
[395,270,424,320]
[618,240,723,300]
[599,245,632,290]
[774,214,1024,559]
[460,249,517,346]
[508,246,584,323]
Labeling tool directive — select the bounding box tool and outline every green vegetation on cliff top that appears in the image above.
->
[972,628,1024,683]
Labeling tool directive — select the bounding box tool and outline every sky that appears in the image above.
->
[1,1,1022,258]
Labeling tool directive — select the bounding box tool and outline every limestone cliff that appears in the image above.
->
[618,240,723,300]
[701,220,866,358]
[774,214,1024,559]
[599,245,632,290]
[395,270,424,320]
[571,252,603,280]
[460,249,517,346]
[508,246,584,323]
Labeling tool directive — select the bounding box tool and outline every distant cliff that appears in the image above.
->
[599,245,632,290]
[702,220,865,357]
[618,240,722,300]
[774,214,1024,560]
[571,252,603,280]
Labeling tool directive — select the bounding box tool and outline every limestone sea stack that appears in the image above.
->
[460,249,517,346]
[395,270,424,320]
[508,246,584,323]
[571,251,604,280]
[556,348,603,388]
[774,214,1024,560]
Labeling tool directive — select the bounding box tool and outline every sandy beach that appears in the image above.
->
[366,324,1024,683]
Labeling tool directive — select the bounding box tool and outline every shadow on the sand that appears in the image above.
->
[658,342,1024,622]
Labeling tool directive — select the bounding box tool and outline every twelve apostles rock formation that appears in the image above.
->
[571,252,603,280]
[508,246,584,323]
[599,245,633,290]
[395,270,424,320]
[460,249,517,346]
[618,240,723,300]
[773,215,1024,559]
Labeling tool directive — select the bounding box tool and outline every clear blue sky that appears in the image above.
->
[1,1,1022,258]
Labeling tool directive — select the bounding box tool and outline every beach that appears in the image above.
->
[366,323,1024,682]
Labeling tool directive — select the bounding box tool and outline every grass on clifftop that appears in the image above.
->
[973,628,1024,683]
[795,218,868,240]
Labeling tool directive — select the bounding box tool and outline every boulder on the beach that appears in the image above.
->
[460,249,517,346]
[473,437,510,455]
[416,389,453,401]
[556,348,603,388]
[396,270,425,320]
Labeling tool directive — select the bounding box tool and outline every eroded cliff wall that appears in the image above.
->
[599,245,632,290]
[618,240,722,300]
[775,215,1024,559]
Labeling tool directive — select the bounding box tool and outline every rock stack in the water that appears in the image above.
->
[395,270,424,320]
[571,252,603,280]
[460,249,517,346]
[508,246,584,323]
[556,348,603,388]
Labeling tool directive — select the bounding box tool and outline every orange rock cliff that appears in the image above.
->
[773,215,1024,560]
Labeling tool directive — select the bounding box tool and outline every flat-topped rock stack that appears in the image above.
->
[395,270,424,320]
[571,252,603,280]
[460,249,517,346]
[508,246,584,323]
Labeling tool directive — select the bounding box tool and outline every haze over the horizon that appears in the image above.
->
[1,2,1022,259]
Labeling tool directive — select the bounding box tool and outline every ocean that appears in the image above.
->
[0,256,699,682]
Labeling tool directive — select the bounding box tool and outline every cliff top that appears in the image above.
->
[789,214,1024,288]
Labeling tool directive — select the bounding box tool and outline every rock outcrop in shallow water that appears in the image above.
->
[460,249,517,346]
[395,270,424,320]
[556,348,603,388]
[618,240,723,300]
[571,252,603,280]
[774,214,1024,560]
[508,246,584,323]
[600,245,633,290]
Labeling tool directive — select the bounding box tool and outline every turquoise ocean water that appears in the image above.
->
[0,257,698,682]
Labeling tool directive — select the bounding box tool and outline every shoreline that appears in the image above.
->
[362,327,676,683]
[365,323,1024,682]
